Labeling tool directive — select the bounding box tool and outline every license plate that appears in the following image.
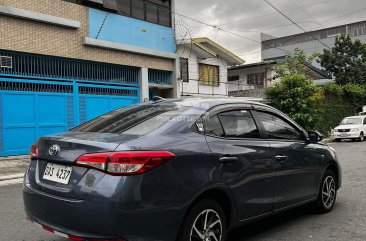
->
[340,134,349,137]
[43,163,72,185]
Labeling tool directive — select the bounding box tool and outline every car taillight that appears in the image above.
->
[75,151,176,176]
[30,144,39,160]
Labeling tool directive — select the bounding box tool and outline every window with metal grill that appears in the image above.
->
[247,73,265,86]
[148,69,171,85]
[0,50,139,84]
[199,64,219,87]
[78,86,137,96]
[179,58,189,82]
[0,56,12,68]
[228,75,239,82]
[0,81,73,93]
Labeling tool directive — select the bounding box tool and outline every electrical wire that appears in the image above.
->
[263,0,331,49]
[173,11,290,54]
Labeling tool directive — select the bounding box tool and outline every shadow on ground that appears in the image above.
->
[227,204,319,241]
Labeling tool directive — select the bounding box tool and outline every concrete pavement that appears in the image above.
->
[0,141,365,241]
[0,155,29,186]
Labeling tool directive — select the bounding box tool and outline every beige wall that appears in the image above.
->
[0,0,174,71]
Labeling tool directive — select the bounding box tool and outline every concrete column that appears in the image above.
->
[139,67,149,102]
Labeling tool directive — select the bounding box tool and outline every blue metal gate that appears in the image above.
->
[0,50,140,156]
[0,78,139,156]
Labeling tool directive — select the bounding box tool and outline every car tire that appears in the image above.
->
[177,199,227,241]
[358,132,364,142]
[314,170,337,213]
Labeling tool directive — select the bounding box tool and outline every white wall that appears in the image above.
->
[227,64,280,93]
[176,47,229,97]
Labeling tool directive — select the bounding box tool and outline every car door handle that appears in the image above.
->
[219,156,238,165]
[274,155,288,162]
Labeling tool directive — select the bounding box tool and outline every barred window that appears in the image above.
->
[180,58,189,82]
[199,64,219,87]
[247,73,265,86]
[64,0,172,27]
[228,75,239,81]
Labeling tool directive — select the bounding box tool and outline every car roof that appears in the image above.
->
[160,97,272,110]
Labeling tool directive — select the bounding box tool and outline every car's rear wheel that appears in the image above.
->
[315,170,337,213]
[358,132,364,142]
[177,199,227,241]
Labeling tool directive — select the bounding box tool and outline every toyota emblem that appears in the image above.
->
[49,144,61,156]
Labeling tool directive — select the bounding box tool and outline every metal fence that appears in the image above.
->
[179,79,266,98]
[0,50,139,84]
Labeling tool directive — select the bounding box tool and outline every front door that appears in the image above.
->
[204,108,275,220]
[256,111,323,210]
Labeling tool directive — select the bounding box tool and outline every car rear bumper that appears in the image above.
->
[23,169,187,241]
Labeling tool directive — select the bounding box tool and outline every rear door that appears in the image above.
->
[255,110,323,210]
[203,105,275,220]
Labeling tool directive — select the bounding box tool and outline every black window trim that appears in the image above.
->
[196,103,267,141]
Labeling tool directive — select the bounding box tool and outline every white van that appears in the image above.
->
[334,116,366,142]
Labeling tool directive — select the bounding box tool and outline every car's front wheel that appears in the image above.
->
[358,132,364,142]
[177,199,227,241]
[315,170,337,213]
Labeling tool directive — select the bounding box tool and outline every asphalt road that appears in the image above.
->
[0,141,365,241]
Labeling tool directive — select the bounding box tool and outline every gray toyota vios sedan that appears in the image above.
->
[23,98,342,241]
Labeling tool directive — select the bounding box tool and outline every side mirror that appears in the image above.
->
[308,130,323,144]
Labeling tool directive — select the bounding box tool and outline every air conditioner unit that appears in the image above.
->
[0,56,13,68]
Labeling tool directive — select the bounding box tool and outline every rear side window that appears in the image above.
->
[218,110,260,138]
[72,103,190,135]
[257,112,304,140]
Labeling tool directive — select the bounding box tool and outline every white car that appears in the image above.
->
[334,116,366,142]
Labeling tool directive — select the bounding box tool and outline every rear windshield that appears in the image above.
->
[72,103,190,135]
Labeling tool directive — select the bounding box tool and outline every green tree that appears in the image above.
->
[270,48,317,80]
[318,34,366,85]
[265,74,322,130]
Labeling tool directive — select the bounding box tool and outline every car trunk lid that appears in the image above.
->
[27,131,137,200]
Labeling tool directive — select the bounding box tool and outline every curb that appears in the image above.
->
[0,173,24,181]
[323,138,333,144]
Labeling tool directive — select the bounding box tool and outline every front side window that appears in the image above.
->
[199,64,219,86]
[257,112,304,140]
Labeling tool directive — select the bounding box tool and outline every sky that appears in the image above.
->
[175,0,366,63]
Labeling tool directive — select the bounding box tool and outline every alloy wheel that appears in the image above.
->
[360,133,364,142]
[322,176,336,209]
[190,209,223,241]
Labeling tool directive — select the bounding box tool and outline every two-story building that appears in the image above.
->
[261,20,366,65]
[176,37,244,97]
[0,0,176,156]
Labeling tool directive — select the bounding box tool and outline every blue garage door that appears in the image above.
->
[0,79,139,156]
